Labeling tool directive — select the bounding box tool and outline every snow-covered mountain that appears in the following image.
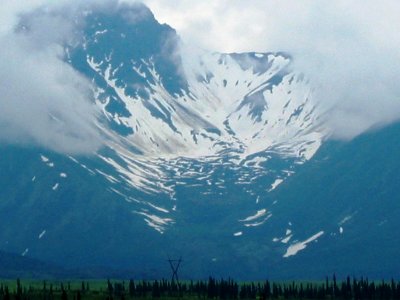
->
[1,2,398,280]
[62,3,328,233]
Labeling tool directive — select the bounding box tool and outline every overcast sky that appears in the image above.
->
[1,0,400,154]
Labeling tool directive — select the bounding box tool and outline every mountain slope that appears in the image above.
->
[0,2,398,280]
[0,250,67,278]
[263,122,400,278]
[62,3,327,236]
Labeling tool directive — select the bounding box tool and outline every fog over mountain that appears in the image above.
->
[1,0,400,153]
[137,0,400,139]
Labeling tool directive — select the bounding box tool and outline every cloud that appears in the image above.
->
[0,0,105,154]
[2,0,399,153]
[141,0,400,139]
[120,2,155,24]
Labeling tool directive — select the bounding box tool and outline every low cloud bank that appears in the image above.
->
[1,0,399,154]
[143,0,400,139]
[0,1,108,154]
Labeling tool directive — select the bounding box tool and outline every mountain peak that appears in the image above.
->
[2,2,398,281]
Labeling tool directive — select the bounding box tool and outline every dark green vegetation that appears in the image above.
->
[1,276,400,300]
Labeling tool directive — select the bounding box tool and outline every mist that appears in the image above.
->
[1,0,399,154]
[0,0,107,154]
[142,0,400,139]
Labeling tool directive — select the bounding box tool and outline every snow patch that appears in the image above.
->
[96,169,120,184]
[22,248,29,256]
[146,202,170,214]
[240,209,267,222]
[94,29,108,36]
[40,155,49,163]
[38,230,46,239]
[268,178,284,192]
[134,211,174,234]
[244,214,272,227]
[81,47,329,206]
[52,183,59,191]
[283,231,324,258]
[281,235,293,244]
[234,231,243,237]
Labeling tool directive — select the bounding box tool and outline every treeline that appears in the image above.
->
[1,275,400,300]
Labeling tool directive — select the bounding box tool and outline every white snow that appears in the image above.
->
[60,173,67,178]
[79,163,95,175]
[234,231,243,236]
[40,155,49,163]
[22,248,29,256]
[88,48,326,163]
[68,156,79,164]
[94,29,108,36]
[243,156,268,168]
[133,64,147,78]
[268,178,284,192]
[339,227,344,234]
[283,231,324,258]
[32,176,36,182]
[240,209,267,222]
[281,235,293,244]
[273,228,293,244]
[38,230,46,239]
[134,211,174,234]
[244,214,272,227]
[83,46,329,198]
[146,202,170,214]
[52,183,59,191]
[95,169,120,183]
[97,152,172,195]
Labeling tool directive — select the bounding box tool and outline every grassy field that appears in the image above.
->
[0,277,399,299]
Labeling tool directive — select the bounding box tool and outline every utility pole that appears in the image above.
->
[167,256,182,284]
